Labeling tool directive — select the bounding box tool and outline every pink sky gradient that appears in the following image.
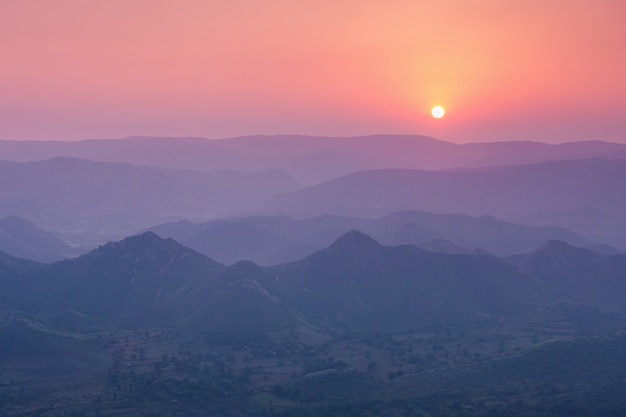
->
[1,0,625,143]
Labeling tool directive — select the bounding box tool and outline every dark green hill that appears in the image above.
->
[6,232,224,327]
[271,230,541,332]
[181,260,301,336]
[510,240,626,308]
[0,249,41,274]
[1,232,304,335]
[0,231,625,416]
[0,249,42,296]
[4,231,623,337]
[0,305,108,382]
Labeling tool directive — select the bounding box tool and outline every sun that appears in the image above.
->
[431,105,446,119]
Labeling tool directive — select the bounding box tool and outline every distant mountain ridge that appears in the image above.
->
[2,135,626,183]
[266,158,626,249]
[147,210,594,265]
[0,216,75,262]
[2,136,625,252]
[0,157,299,243]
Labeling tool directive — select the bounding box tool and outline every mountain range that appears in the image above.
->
[1,230,624,335]
[0,157,299,244]
[0,216,76,262]
[0,150,626,255]
[2,229,626,415]
[267,158,626,249]
[147,210,599,265]
[2,134,626,415]
[2,136,626,255]
[2,135,626,183]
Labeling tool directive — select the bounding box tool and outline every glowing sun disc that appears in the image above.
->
[431,106,445,119]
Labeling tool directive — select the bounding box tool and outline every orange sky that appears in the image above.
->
[1,0,625,143]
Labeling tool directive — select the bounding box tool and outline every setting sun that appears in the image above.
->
[431,106,446,119]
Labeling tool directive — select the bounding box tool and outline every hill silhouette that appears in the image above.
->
[0,231,625,416]
[270,231,539,332]
[0,157,299,243]
[148,210,592,265]
[0,216,75,262]
[267,158,626,249]
[2,135,626,183]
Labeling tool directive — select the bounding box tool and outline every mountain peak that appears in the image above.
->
[329,230,383,253]
[122,231,162,245]
[97,231,163,252]
[91,231,222,268]
[517,240,603,268]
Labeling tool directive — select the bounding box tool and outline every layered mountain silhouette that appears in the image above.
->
[269,230,540,332]
[2,135,625,415]
[0,248,41,278]
[3,138,626,254]
[2,135,626,183]
[1,230,623,336]
[6,232,223,326]
[0,157,299,242]
[0,216,75,262]
[148,210,593,265]
[267,158,626,249]
[1,232,300,334]
[510,240,626,308]
[1,228,625,417]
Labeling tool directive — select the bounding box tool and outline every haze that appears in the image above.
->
[1,0,625,143]
[2,2,626,412]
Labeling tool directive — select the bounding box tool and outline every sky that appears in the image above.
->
[1,0,625,143]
